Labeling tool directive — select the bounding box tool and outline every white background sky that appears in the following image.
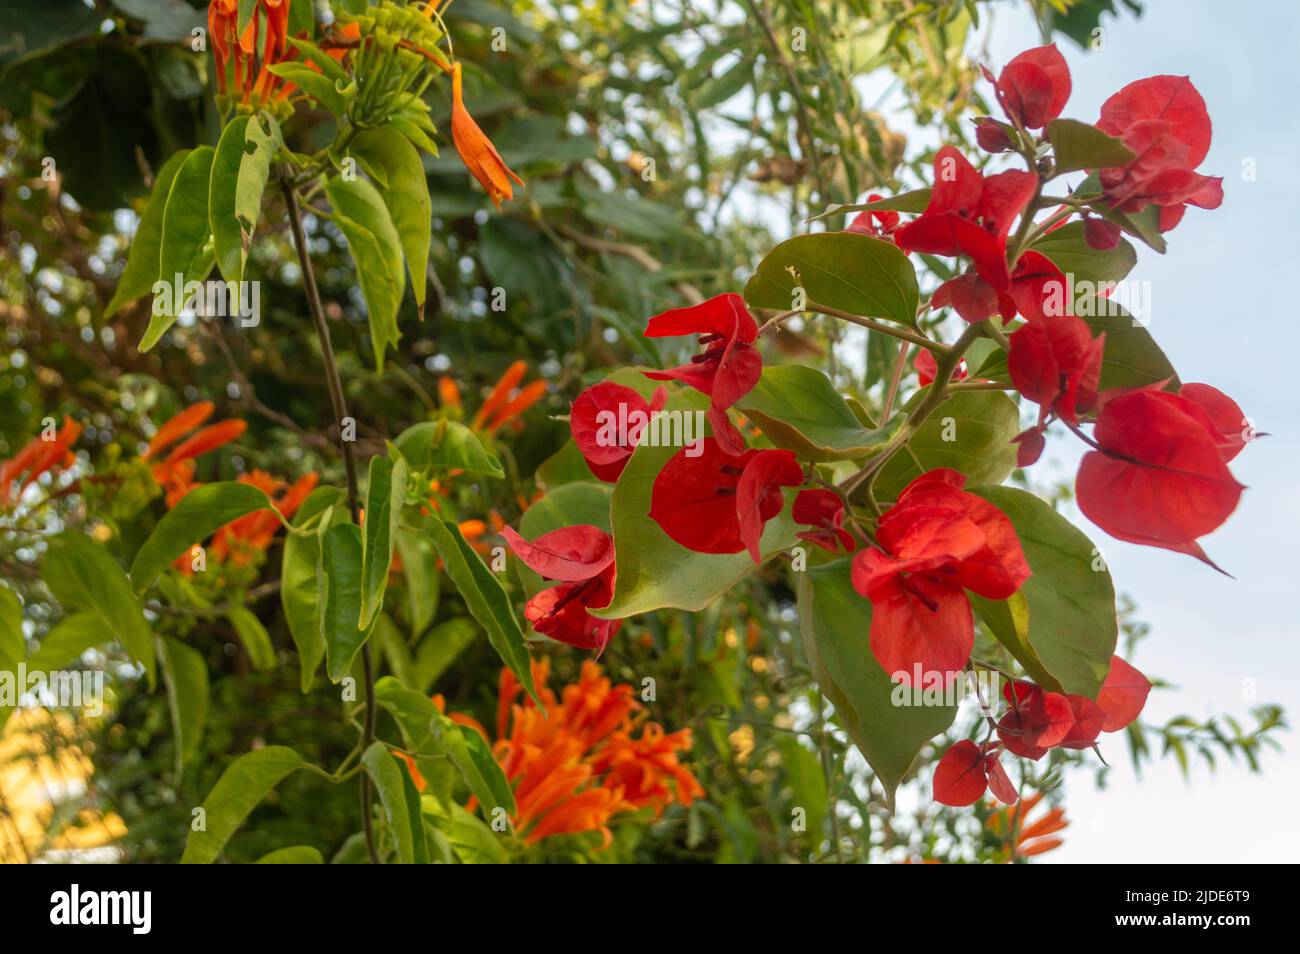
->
[971,0,1300,863]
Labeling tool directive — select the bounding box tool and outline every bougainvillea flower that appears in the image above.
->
[931,271,1000,324]
[851,468,1029,680]
[1011,426,1047,468]
[1096,655,1152,731]
[974,117,1016,154]
[1006,250,1068,321]
[894,147,1036,311]
[1007,313,1105,426]
[915,349,968,388]
[997,681,1076,759]
[450,61,524,208]
[986,792,1068,860]
[1084,216,1123,250]
[1058,694,1108,749]
[502,525,622,652]
[932,740,1017,807]
[208,470,319,566]
[570,381,668,482]
[990,45,1072,130]
[1095,75,1222,231]
[1075,384,1244,565]
[1175,383,1250,462]
[643,293,762,454]
[649,440,800,562]
[0,416,82,507]
[792,489,856,554]
[846,193,901,240]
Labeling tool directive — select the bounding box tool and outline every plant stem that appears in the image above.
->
[280,172,379,865]
[805,299,947,353]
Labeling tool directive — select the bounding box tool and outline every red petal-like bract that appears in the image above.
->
[1013,426,1046,468]
[735,449,803,563]
[793,488,857,554]
[1098,75,1212,167]
[1007,314,1105,426]
[1097,655,1152,732]
[1059,694,1108,749]
[570,381,666,482]
[984,752,1019,804]
[649,438,756,554]
[1076,386,1244,563]
[867,573,974,682]
[932,272,1000,324]
[998,681,1075,758]
[933,740,988,807]
[1084,217,1123,250]
[524,564,622,653]
[1178,383,1249,462]
[995,45,1072,129]
[644,293,762,411]
[501,525,615,581]
[914,349,968,389]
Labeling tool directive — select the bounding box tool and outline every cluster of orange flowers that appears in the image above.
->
[986,792,1069,862]
[409,660,702,847]
[209,0,294,106]
[0,417,81,509]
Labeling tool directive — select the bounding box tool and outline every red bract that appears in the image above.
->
[570,381,668,482]
[974,118,1015,154]
[997,681,1075,759]
[1006,250,1067,321]
[1059,694,1107,749]
[1075,384,1244,565]
[1084,216,1123,250]
[1012,427,1046,468]
[851,468,1029,681]
[992,45,1072,130]
[643,293,761,454]
[895,146,1037,317]
[1007,313,1105,427]
[915,349,968,388]
[846,193,901,239]
[792,489,856,554]
[1096,75,1223,232]
[736,449,803,562]
[931,272,999,324]
[1177,383,1250,462]
[649,439,799,561]
[1096,655,1152,732]
[933,740,1018,806]
[503,525,622,653]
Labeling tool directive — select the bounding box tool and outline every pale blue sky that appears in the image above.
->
[976,0,1300,863]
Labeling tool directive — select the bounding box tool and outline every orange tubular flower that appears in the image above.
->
[409,660,701,849]
[209,470,319,566]
[209,0,293,105]
[449,61,523,209]
[144,404,247,507]
[985,792,1069,862]
[0,416,82,507]
[469,361,546,434]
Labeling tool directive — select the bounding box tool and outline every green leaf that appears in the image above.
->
[870,389,1020,503]
[1046,118,1135,174]
[228,607,276,671]
[535,440,596,489]
[516,480,613,597]
[267,62,353,115]
[318,522,377,682]
[807,188,931,223]
[1074,172,1166,254]
[373,676,456,808]
[396,527,440,637]
[431,711,516,815]
[968,485,1117,698]
[285,39,347,83]
[423,797,509,864]
[360,452,408,630]
[209,112,282,283]
[131,481,273,593]
[160,636,208,774]
[45,533,155,687]
[351,127,432,314]
[255,845,323,864]
[324,175,406,370]
[737,365,888,461]
[745,232,919,327]
[414,618,479,693]
[776,733,826,845]
[280,486,345,691]
[593,388,799,618]
[362,741,418,864]
[26,611,105,673]
[796,558,956,806]
[695,57,751,108]
[181,746,304,863]
[423,518,538,704]
[105,148,190,317]
[0,586,21,670]
[1030,221,1137,287]
[142,145,216,351]
[393,420,503,478]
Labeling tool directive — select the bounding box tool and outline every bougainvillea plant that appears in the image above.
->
[0,0,1261,865]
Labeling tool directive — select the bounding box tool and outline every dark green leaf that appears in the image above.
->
[738,365,888,461]
[1047,118,1135,174]
[181,746,304,863]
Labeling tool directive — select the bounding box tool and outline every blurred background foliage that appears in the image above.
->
[0,0,1282,864]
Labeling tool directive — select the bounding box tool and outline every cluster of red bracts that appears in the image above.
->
[934,656,1151,806]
